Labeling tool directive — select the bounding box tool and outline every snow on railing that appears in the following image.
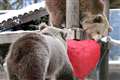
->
[0,1,45,23]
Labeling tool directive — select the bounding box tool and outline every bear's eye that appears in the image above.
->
[97,31,100,34]
[93,15,103,23]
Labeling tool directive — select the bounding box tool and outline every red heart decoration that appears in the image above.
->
[67,40,100,80]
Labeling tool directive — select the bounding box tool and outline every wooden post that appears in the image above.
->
[66,0,80,79]
[98,42,109,80]
[99,0,110,80]
[66,0,81,40]
[66,0,79,29]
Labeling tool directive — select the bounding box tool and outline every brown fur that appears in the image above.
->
[45,0,104,28]
[5,26,71,80]
[81,13,110,39]
[45,0,110,40]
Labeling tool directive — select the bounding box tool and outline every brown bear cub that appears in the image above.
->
[5,25,71,80]
[45,0,110,40]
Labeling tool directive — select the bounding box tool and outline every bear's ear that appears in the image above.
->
[38,23,48,31]
[93,14,103,23]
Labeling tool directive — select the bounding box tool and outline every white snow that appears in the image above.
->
[0,1,45,23]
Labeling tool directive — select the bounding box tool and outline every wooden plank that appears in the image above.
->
[0,30,39,44]
[66,0,79,29]
[110,0,120,9]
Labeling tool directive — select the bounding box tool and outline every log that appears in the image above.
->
[0,30,39,44]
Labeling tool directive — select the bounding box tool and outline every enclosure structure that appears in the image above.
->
[0,1,48,32]
[0,1,49,62]
[0,0,120,80]
[66,0,110,80]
